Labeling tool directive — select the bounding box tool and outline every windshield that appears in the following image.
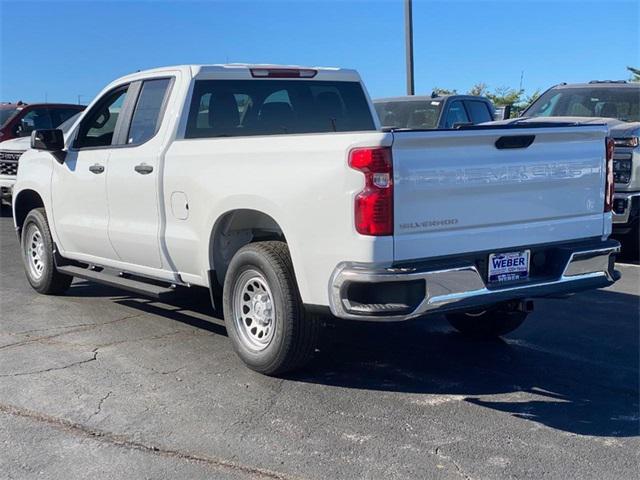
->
[0,108,19,127]
[524,86,639,122]
[374,100,441,129]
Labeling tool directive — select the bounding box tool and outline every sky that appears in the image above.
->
[1,0,638,105]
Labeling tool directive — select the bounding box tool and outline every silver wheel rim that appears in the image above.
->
[25,224,46,280]
[232,270,276,352]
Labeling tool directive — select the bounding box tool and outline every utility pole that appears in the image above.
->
[404,0,415,95]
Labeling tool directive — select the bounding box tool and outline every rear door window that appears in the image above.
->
[127,78,172,144]
[185,80,375,138]
[443,101,470,128]
[464,100,493,124]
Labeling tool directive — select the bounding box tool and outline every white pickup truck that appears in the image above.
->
[13,64,620,375]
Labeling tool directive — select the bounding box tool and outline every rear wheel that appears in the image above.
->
[223,241,321,375]
[21,208,73,295]
[446,305,528,338]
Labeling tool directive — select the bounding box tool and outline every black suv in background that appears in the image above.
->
[374,94,496,130]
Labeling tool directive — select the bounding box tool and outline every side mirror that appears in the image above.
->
[31,129,65,151]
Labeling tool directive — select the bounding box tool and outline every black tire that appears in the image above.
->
[21,208,73,295]
[223,241,321,375]
[446,306,528,338]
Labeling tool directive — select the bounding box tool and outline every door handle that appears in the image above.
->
[89,163,105,174]
[134,163,154,175]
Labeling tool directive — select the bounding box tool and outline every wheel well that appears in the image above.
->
[14,189,45,238]
[210,209,286,286]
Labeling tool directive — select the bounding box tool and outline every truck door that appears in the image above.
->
[105,78,173,270]
[52,85,130,260]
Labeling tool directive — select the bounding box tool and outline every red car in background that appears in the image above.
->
[0,102,85,142]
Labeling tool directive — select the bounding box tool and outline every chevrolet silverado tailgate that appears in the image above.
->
[391,125,609,261]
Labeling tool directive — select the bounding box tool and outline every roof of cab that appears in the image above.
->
[114,64,361,83]
[0,102,85,110]
[374,94,492,103]
[193,63,361,81]
[552,81,639,89]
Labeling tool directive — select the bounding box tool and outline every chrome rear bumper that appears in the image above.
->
[329,239,620,321]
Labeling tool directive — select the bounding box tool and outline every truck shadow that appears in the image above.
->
[66,280,228,337]
[66,279,639,439]
[291,289,639,438]
[612,234,639,264]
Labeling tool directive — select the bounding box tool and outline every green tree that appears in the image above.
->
[628,66,640,82]
[486,86,524,106]
[431,86,458,96]
[468,82,488,96]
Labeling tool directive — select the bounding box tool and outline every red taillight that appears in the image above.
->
[349,147,393,236]
[604,137,615,212]
[250,68,317,78]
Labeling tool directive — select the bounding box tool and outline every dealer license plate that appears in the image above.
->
[488,250,530,283]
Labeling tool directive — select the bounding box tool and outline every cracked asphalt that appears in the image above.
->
[0,209,638,479]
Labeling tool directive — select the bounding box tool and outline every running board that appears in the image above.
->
[57,265,178,300]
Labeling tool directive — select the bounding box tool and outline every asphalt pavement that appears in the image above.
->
[1,208,638,479]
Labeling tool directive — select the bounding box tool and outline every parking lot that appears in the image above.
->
[0,208,638,479]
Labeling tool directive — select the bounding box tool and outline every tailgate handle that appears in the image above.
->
[495,135,535,149]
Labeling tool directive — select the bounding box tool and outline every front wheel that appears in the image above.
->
[446,305,528,338]
[223,241,321,375]
[21,208,73,295]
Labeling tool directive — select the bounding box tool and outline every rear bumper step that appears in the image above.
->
[329,239,620,321]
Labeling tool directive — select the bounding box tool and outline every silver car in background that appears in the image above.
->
[522,81,639,249]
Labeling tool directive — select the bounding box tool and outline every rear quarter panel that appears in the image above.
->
[163,131,394,306]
